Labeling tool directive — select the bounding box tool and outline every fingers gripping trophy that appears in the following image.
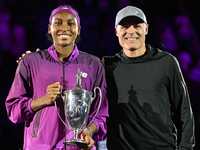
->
[54,68,102,146]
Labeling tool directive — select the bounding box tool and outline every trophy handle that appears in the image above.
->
[86,87,102,128]
[54,85,70,130]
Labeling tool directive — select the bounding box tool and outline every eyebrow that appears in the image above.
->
[54,18,75,22]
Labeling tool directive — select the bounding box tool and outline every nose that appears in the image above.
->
[126,25,135,33]
[60,23,69,31]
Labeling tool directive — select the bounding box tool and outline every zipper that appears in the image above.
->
[62,62,67,149]
[62,63,66,91]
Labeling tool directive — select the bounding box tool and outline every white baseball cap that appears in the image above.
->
[115,6,147,26]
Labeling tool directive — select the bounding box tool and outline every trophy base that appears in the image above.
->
[63,139,88,146]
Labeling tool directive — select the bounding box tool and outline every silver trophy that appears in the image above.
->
[55,68,102,146]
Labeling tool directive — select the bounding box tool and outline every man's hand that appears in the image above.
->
[16,48,40,63]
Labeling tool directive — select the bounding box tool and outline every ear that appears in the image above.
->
[115,27,119,37]
[48,24,51,34]
[145,24,149,35]
[78,26,81,35]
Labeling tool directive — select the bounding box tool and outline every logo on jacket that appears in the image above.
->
[81,72,88,78]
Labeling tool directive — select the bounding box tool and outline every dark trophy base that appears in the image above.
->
[63,139,88,147]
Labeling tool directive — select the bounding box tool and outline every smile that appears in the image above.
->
[59,35,70,38]
[127,38,137,40]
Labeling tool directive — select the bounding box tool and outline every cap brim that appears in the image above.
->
[115,15,146,26]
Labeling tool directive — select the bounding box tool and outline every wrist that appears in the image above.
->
[84,127,93,137]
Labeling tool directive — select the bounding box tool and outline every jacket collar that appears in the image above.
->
[48,44,79,62]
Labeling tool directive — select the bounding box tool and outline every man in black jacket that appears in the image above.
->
[101,6,195,150]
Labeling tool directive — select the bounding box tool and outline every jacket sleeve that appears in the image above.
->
[5,59,35,124]
[87,60,109,141]
[169,57,195,150]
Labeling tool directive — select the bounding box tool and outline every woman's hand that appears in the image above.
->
[81,129,95,150]
[43,82,61,105]
[76,129,95,150]
[30,82,61,112]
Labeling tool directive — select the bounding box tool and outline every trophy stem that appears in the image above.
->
[73,129,79,139]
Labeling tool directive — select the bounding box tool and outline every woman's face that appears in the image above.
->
[48,11,81,47]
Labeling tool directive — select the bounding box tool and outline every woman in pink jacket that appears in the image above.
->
[5,5,109,150]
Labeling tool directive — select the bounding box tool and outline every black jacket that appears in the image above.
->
[102,45,195,150]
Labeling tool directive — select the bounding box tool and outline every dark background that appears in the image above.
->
[0,0,200,149]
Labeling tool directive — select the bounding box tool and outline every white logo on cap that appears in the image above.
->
[62,7,68,9]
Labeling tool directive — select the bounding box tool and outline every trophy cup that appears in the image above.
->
[54,68,102,146]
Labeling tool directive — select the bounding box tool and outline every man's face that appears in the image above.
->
[115,16,148,52]
[48,11,81,47]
